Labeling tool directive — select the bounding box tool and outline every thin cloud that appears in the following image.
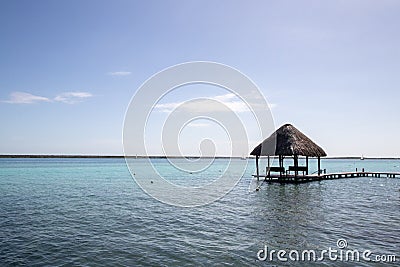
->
[154,93,277,113]
[3,92,51,104]
[214,93,236,102]
[3,91,93,104]
[108,71,131,76]
[154,102,180,113]
[54,92,93,104]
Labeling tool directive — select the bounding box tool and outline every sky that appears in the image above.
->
[0,0,399,157]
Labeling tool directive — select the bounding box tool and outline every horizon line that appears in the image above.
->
[0,154,399,160]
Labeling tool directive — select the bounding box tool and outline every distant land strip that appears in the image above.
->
[0,155,237,159]
[0,155,399,160]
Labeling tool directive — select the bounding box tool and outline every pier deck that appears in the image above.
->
[252,171,400,184]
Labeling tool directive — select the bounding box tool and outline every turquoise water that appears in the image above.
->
[0,158,399,266]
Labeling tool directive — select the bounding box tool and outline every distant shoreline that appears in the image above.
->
[0,155,399,160]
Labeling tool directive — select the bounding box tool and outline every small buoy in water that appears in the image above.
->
[151,181,153,184]
[190,172,193,174]
[256,187,260,191]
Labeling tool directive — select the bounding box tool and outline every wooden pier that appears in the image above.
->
[252,171,400,184]
[250,124,400,185]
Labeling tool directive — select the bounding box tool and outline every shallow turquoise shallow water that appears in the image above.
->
[0,158,399,266]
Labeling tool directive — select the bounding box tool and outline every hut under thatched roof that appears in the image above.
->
[250,124,326,157]
[251,124,327,179]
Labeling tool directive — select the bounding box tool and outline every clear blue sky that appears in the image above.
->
[0,0,399,157]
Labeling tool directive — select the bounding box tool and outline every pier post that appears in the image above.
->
[318,157,321,175]
[256,155,259,181]
[306,156,309,175]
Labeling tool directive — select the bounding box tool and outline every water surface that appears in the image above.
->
[0,158,399,266]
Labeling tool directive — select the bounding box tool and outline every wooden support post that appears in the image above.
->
[267,156,270,178]
[256,155,259,181]
[318,156,321,176]
[306,156,309,175]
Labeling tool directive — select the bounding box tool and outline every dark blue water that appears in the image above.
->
[0,158,399,266]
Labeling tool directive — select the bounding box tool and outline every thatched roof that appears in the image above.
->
[250,124,327,157]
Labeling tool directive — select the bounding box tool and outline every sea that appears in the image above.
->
[0,158,399,266]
